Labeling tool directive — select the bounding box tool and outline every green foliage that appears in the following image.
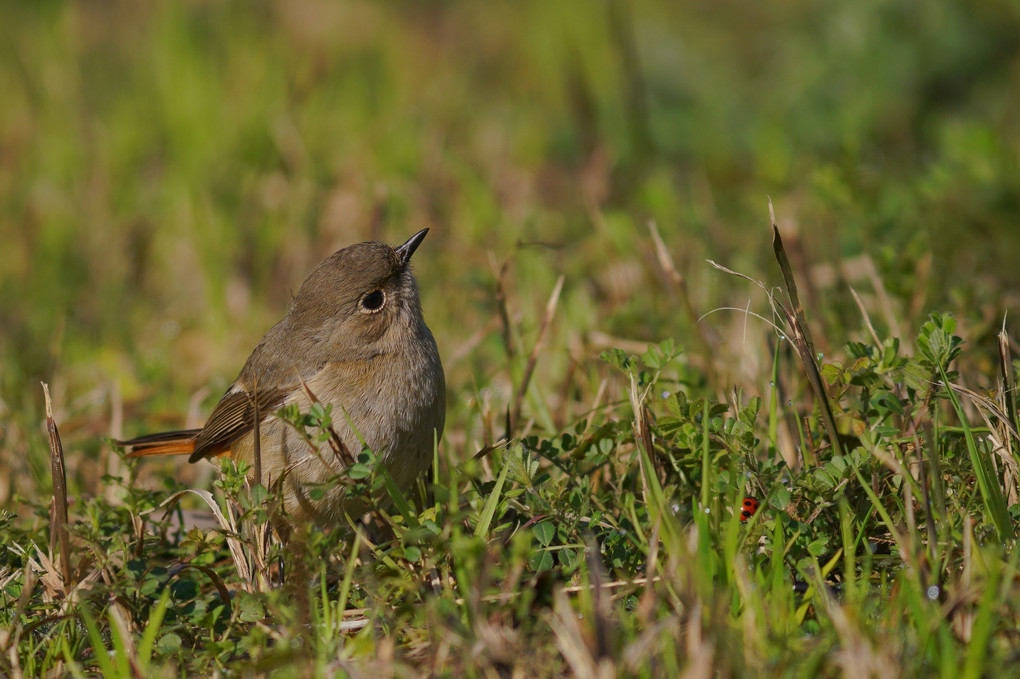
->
[3,0,1020,676]
[906,313,965,396]
[4,313,1020,674]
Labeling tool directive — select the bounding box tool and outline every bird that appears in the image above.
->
[117,229,446,530]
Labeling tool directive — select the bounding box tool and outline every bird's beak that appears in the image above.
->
[395,228,429,265]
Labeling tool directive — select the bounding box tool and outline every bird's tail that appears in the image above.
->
[115,430,202,458]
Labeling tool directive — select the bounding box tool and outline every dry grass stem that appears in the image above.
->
[251,379,262,486]
[648,221,718,379]
[41,382,72,591]
[768,201,842,457]
[511,274,565,430]
[997,319,1019,461]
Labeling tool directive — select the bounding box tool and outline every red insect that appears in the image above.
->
[739,496,761,522]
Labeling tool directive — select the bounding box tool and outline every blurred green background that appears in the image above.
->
[2,0,1020,500]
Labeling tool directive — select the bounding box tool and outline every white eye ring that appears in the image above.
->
[359,289,386,313]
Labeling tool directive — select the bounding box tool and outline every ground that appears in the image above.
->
[1,1,1020,677]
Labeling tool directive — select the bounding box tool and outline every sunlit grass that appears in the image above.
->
[2,0,1020,676]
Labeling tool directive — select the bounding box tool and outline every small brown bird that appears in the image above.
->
[118,229,446,528]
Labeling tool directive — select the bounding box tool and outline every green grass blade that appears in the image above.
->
[382,467,420,529]
[938,364,1011,539]
[78,605,118,678]
[105,609,132,679]
[852,464,902,548]
[138,588,172,669]
[700,400,711,511]
[474,460,510,538]
[61,634,88,679]
[337,531,363,618]
[769,341,780,448]
[961,564,1002,679]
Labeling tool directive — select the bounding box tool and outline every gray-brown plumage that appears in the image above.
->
[119,230,446,527]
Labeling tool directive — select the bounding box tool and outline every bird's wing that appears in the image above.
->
[189,382,291,462]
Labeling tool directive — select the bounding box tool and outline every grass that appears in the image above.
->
[2,0,1020,676]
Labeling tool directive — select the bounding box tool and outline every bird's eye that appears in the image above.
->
[360,289,386,312]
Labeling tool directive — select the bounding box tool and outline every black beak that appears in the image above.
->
[395,228,429,265]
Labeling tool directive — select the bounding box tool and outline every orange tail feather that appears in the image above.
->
[124,442,196,457]
[116,430,200,458]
